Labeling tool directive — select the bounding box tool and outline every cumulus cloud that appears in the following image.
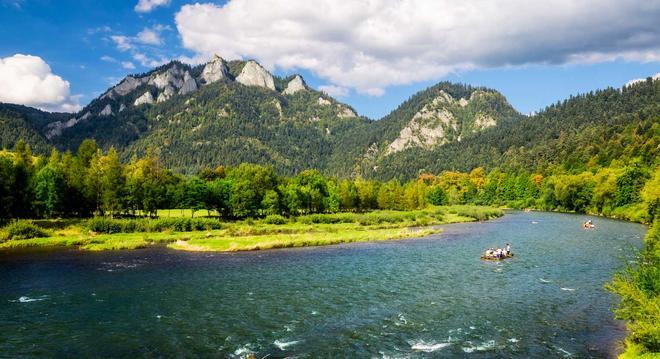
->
[176,0,660,95]
[136,27,162,45]
[111,25,170,50]
[108,25,171,68]
[132,52,168,68]
[319,85,349,98]
[625,72,660,87]
[100,55,117,63]
[135,0,170,13]
[111,35,132,51]
[0,54,80,112]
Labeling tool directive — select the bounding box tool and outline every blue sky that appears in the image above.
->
[0,0,658,118]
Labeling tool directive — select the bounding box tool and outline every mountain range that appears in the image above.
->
[1,56,658,179]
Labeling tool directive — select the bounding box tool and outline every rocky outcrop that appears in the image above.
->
[119,103,126,112]
[236,61,275,90]
[385,99,459,155]
[317,97,331,106]
[200,54,228,84]
[99,104,113,116]
[45,112,91,139]
[337,105,356,118]
[179,71,198,95]
[134,91,154,106]
[149,65,184,89]
[282,75,306,95]
[101,76,147,99]
[157,85,175,103]
[473,113,496,131]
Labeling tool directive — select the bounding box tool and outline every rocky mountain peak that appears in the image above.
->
[179,71,198,95]
[236,60,275,90]
[148,64,184,90]
[201,54,229,84]
[282,75,306,95]
[101,76,147,100]
[134,91,154,106]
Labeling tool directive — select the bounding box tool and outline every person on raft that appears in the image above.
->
[484,244,511,259]
[583,220,595,229]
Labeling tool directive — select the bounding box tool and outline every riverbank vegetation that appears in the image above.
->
[0,133,657,356]
[0,139,656,224]
[0,206,501,251]
[608,221,660,358]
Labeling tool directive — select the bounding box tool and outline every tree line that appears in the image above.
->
[0,139,657,223]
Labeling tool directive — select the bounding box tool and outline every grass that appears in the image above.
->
[607,220,660,357]
[0,205,503,252]
[170,227,442,252]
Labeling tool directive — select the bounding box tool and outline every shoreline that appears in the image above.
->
[0,206,503,253]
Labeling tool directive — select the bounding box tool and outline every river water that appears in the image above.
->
[0,211,646,358]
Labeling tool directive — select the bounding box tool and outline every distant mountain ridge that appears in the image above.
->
[0,57,657,179]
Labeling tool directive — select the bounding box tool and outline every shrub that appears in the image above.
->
[426,186,447,205]
[1,220,50,241]
[85,217,124,234]
[263,214,288,225]
[455,206,503,221]
[297,213,356,224]
[607,221,660,355]
[86,217,222,234]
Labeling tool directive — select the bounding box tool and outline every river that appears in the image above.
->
[0,211,646,358]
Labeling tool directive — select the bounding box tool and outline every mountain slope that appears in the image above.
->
[38,57,363,174]
[325,82,522,177]
[0,56,656,180]
[0,104,68,153]
[367,78,659,180]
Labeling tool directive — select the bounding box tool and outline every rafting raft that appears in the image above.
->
[481,253,514,261]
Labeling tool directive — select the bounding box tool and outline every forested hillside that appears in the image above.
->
[367,78,659,180]
[0,57,657,183]
[0,104,67,154]
[0,58,521,176]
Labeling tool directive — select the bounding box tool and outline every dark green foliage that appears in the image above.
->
[85,217,124,233]
[1,220,49,241]
[608,221,660,355]
[0,103,66,154]
[263,214,288,225]
[426,186,447,205]
[85,217,222,234]
[615,166,648,207]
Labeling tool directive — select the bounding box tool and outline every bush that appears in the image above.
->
[85,217,222,234]
[297,213,356,224]
[608,221,660,355]
[426,186,447,205]
[86,217,124,234]
[455,206,503,221]
[356,212,407,226]
[263,214,288,225]
[1,220,50,241]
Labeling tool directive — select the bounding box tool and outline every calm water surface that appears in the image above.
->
[0,211,646,358]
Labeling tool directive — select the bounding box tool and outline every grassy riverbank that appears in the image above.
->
[0,205,502,252]
[607,220,660,358]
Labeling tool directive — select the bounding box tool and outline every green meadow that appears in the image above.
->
[0,206,502,252]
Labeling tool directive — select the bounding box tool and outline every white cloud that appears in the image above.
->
[111,25,169,51]
[135,0,170,13]
[121,61,136,70]
[0,54,81,112]
[100,55,117,63]
[111,35,132,51]
[319,85,349,98]
[132,52,168,68]
[175,0,660,95]
[136,28,162,45]
[625,72,660,87]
